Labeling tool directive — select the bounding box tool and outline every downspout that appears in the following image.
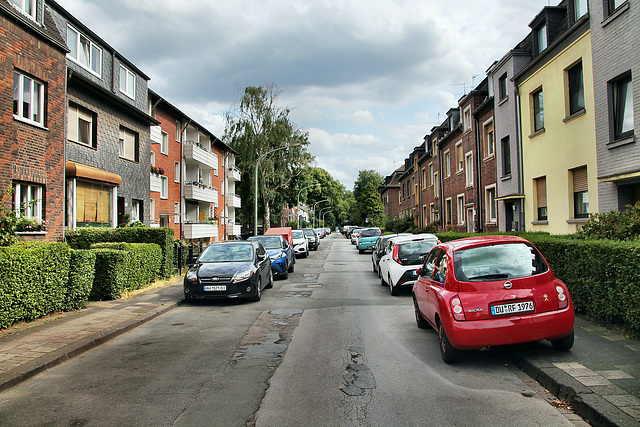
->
[474,112,483,233]
[437,142,444,231]
[179,118,192,240]
[515,87,525,230]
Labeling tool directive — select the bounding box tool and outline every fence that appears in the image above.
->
[174,242,204,274]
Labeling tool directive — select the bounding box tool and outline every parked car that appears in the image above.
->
[357,228,382,253]
[350,228,363,245]
[302,228,319,250]
[265,226,293,247]
[315,228,326,239]
[292,229,309,258]
[249,235,295,279]
[379,234,439,296]
[372,233,411,276]
[183,241,272,302]
[413,235,575,363]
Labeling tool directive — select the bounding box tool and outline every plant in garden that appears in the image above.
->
[15,216,48,232]
[579,201,640,241]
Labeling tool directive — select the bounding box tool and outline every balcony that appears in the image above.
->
[150,173,162,193]
[183,222,219,240]
[184,141,218,170]
[227,166,241,181]
[226,193,242,208]
[227,224,242,236]
[184,182,218,204]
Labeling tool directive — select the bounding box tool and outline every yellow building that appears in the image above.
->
[516,15,597,234]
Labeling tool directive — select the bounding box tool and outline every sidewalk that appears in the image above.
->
[0,279,638,426]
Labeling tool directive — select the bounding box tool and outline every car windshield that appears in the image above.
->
[361,229,381,238]
[399,240,437,257]
[453,242,549,282]
[251,236,282,249]
[292,231,304,239]
[199,244,253,263]
[303,229,314,237]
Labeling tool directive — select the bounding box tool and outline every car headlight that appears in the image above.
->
[186,269,198,282]
[232,269,254,283]
[271,252,285,260]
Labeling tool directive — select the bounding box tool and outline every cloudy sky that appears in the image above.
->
[57,0,553,190]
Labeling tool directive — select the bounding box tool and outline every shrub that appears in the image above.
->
[65,249,96,310]
[0,242,70,329]
[578,201,640,241]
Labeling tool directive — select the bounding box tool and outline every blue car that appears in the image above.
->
[248,235,295,279]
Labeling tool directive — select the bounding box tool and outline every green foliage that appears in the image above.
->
[0,243,70,329]
[90,243,161,300]
[352,170,385,226]
[65,249,96,310]
[578,202,640,241]
[65,227,174,279]
[0,186,18,246]
[15,216,48,232]
[385,216,415,234]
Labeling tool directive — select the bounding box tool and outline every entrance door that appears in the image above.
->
[505,202,514,231]
[117,197,125,227]
[466,209,474,233]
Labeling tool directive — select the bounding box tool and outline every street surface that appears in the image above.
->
[0,234,581,426]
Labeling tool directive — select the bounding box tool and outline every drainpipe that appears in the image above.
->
[180,119,192,241]
[515,87,525,230]
[474,112,483,233]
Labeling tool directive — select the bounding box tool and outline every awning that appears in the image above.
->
[495,193,525,201]
[598,170,640,183]
[65,161,122,185]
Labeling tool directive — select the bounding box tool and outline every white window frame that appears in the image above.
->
[174,202,180,223]
[429,164,434,187]
[483,119,495,159]
[131,200,140,222]
[445,197,452,226]
[174,162,180,183]
[434,172,439,198]
[175,121,181,142]
[119,65,136,99]
[160,176,168,199]
[149,198,155,221]
[465,152,474,187]
[463,106,472,132]
[485,185,497,223]
[68,103,94,147]
[150,151,156,167]
[66,25,102,77]
[14,183,43,220]
[10,0,36,20]
[444,150,451,178]
[119,127,138,162]
[455,141,464,173]
[13,71,45,127]
[161,131,169,155]
[457,194,465,225]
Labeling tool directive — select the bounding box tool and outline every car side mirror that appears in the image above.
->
[416,267,422,276]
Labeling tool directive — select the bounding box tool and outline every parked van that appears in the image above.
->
[265,227,293,247]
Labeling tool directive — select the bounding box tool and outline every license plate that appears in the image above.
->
[203,285,226,292]
[491,301,534,316]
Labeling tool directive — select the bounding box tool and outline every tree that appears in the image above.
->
[224,84,313,232]
[352,170,385,226]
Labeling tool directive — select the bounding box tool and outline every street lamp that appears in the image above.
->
[254,145,292,236]
[297,183,320,229]
[312,199,329,228]
[320,207,332,227]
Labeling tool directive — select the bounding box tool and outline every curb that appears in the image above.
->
[515,353,639,427]
[0,299,185,394]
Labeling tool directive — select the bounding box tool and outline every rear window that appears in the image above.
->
[398,240,437,257]
[251,236,282,249]
[292,231,304,238]
[453,242,549,282]
[361,229,381,238]
[303,229,314,237]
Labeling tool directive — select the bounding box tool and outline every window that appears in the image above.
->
[567,61,585,116]
[161,176,168,199]
[607,0,626,16]
[465,152,473,187]
[175,121,181,142]
[535,177,548,221]
[119,65,136,99]
[119,127,139,162]
[68,103,96,147]
[463,106,472,132]
[14,183,43,220]
[150,151,155,167]
[434,172,439,198]
[485,186,497,223]
[533,88,545,132]
[457,194,465,225]
[501,136,511,176]
[9,0,35,19]
[445,198,452,226]
[174,162,180,183]
[611,73,634,140]
[572,166,589,219]
[456,142,464,173]
[573,0,588,21]
[429,203,436,223]
[174,202,180,223]
[498,73,508,101]
[13,72,44,126]
[66,25,102,76]
[131,199,143,222]
[444,150,451,178]
[161,131,169,155]
[76,181,112,227]
[421,167,426,189]
[149,198,155,221]
[536,24,548,53]
[429,164,434,187]
[484,121,495,158]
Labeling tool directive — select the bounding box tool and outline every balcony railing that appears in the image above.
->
[150,173,162,193]
[184,140,218,170]
[226,193,241,208]
[183,221,219,240]
[227,224,242,236]
[183,181,218,204]
[227,166,241,182]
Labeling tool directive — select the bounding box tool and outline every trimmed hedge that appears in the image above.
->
[66,227,173,279]
[0,243,70,330]
[90,243,162,300]
[434,232,640,332]
[65,249,96,310]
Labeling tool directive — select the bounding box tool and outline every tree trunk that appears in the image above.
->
[263,198,271,232]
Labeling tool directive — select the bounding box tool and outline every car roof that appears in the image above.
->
[442,235,529,251]
[389,233,438,244]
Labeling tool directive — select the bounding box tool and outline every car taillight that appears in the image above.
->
[556,284,568,309]
[450,296,466,321]
[392,245,402,265]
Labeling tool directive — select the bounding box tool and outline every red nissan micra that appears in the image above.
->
[413,235,574,363]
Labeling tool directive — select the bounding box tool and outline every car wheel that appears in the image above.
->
[359,249,364,254]
[551,330,574,351]
[372,261,377,273]
[265,270,274,289]
[439,323,460,363]
[305,250,309,257]
[381,271,387,286]
[414,298,429,329]
[288,260,295,273]
[251,278,262,302]
[389,275,399,296]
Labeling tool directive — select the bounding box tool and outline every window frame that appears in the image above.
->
[66,25,102,77]
[457,194,465,225]
[536,23,548,54]
[13,71,45,127]
[455,142,464,173]
[532,88,545,132]
[463,106,472,132]
[119,65,136,100]
[161,131,169,155]
[118,126,139,162]
[9,0,36,20]
[465,151,474,187]
[14,182,44,221]
[501,136,511,177]
[174,162,180,183]
[68,102,97,148]
[498,73,508,101]
[567,61,585,116]
[572,0,588,21]
[444,150,451,178]
[610,72,634,141]
[485,185,497,224]
[483,119,495,159]
[160,176,169,200]
[606,0,626,16]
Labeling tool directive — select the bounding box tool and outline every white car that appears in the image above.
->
[379,234,439,296]
[292,229,310,258]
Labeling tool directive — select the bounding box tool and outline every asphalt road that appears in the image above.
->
[0,234,580,426]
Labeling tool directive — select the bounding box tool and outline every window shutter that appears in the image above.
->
[573,167,588,193]
[536,177,547,208]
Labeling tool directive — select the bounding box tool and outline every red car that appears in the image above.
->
[412,235,574,363]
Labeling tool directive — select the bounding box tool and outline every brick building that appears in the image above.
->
[379,166,404,220]
[1,0,68,241]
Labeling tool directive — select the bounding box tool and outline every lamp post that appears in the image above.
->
[319,207,331,227]
[254,145,290,236]
[297,183,320,229]
[312,199,329,228]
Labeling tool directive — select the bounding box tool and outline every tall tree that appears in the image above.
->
[353,170,385,226]
[224,84,312,232]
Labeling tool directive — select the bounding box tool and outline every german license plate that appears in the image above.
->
[491,301,534,316]
[204,285,226,292]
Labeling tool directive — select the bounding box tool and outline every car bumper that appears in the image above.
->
[271,258,287,276]
[184,278,258,300]
[443,307,575,350]
[293,245,307,255]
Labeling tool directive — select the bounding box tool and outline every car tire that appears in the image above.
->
[305,250,309,257]
[251,278,262,302]
[372,261,377,273]
[265,270,274,289]
[359,249,364,254]
[282,267,288,280]
[414,298,429,329]
[551,330,574,351]
[389,275,399,296]
[288,260,295,273]
[439,323,460,364]
[381,272,387,286]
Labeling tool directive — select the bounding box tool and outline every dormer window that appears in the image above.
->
[573,0,588,21]
[9,0,36,21]
[67,25,102,77]
[536,24,548,53]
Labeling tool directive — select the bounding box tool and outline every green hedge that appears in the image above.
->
[434,232,640,332]
[0,243,70,330]
[90,243,162,300]
[66,227,173,279]
[65,249,96,311]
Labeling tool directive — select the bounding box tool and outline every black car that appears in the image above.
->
[183,241,273,302]
[302,228,319,251]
